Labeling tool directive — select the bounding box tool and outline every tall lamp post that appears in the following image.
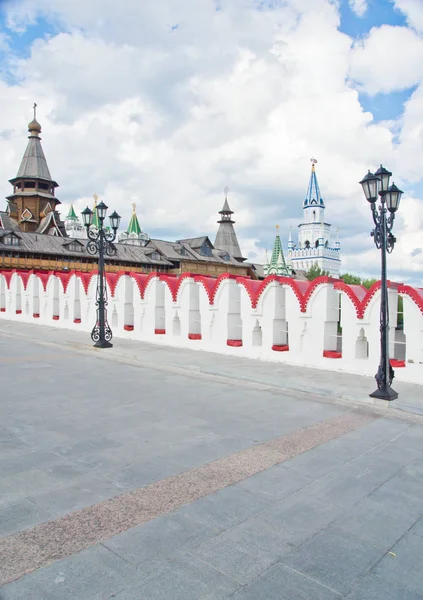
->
[359,165,403,400]
[81,201,121,348]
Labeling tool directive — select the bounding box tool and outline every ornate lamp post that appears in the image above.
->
[359,165,403,400]
[81,201,121,348]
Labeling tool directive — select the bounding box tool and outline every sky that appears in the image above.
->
[0,0,422,284]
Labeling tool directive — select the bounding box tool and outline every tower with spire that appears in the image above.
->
[118,203,150,246]
[264,225,291,276]
[214,187,244,262]
[64,203,86,239]
[6,105,65,235]
[287,159,341,277]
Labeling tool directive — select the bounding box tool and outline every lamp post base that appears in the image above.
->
[93,340,113,349]
[369,386,398,401]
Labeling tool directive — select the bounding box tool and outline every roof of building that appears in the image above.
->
[127,203,142,235]
[265,227,291,277]
[148,237,246,267]
[0,211,20,231]
[67,203,78,220]
[214,192,243,260]
[13,117,56,184]
[0,229,173,266]
[176,236,210,249]
[304,160,325,209]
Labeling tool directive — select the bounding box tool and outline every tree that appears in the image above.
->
[340,273,361,285]
[305,263,330,281]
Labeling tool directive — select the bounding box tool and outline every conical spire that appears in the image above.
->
[16,103,54,182]
[304,158,324,209]
[214,187,244,261]
[91,193,100,229]
[127,203,142,235]
[67,203,77,220]
[265,225,291,276]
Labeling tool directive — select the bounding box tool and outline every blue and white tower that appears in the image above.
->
[288,159,341,277]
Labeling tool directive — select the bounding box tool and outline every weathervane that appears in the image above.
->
[33,102,37,120]
[224,186,229,200]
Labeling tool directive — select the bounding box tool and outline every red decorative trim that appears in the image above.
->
[334,280,401,319]
[33,313,40,318]
[73,318,81,324]
[15,309,22,314]
[155,328,166,334]
[105,271,127,297]
[3,270,16,289]
[129,272,159,299]
[56,271,73,294]
[194,273,238,305]
[398,284,423,315]
[272,344,289,352]
[18,270,33,290]
[323,350,342,359]
[124,325,134,331]
[52,315,59,320]
[390,359,405,368]
[0,308,5,312]
[188,333,202,340]
[159,273,196,302]
[227,339,242,347]
[76,271,97,293]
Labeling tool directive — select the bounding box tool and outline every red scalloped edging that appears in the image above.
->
[398,284,423,315]
[73,318,81,324]
[323,350,342,359]
[33,313,40,318]
[227,339,242,347]
[334,280,402,319]
[52,315,59,320]
[15,309,22,314]
[390,359,406,368]
[188,333,202,340]
[195,273,238,305]
[272,344,289,352]
[155,328,166,334]
[124,325,134,331]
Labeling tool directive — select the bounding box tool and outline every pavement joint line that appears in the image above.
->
[0,410,377,586]
[1,323,423,425]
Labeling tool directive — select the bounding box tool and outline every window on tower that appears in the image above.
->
[315,240,319,248]
[304,240,310,249]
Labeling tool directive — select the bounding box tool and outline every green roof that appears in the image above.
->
[67,203,77,220]
[265,227,291,277]
[127,203,142,235]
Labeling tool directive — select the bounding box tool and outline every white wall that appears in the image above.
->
[1,269,422,385]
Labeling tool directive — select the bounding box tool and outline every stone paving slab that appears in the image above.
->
[2,322,423,599]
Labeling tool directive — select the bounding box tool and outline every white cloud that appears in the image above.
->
[0,0,422,285]
[395,0,423,34]
[349,25,423,95]
[349,0,367,17]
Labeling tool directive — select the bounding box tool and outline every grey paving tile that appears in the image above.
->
[282,528,384,595]
[192,513,293,585]
[231,562,342,599]
[257,493,345,546]
[175,485,270,531]
[371,525,423,594]
[0,544,142,600]
[108,455,187,490]
[235,463,313,501]
[1,468,60,495]
[346,574,423,600]
[0,495,53,536]
[104,511,218,573]
[305,472,379,509]
[109,553,241,599]
[27,474,127,518]
[330,497,418,550]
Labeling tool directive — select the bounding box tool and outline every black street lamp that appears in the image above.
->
[81,201,121,348]
[359,165,403,400]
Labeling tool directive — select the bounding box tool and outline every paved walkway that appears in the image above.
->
[1,321,423,599]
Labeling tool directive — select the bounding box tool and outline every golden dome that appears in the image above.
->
[28,118,41,134]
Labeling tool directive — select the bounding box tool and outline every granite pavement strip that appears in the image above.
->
[0,411,375,586]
